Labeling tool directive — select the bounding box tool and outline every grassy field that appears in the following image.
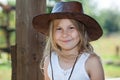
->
[0,54,11,80]
[0,63,11,80]
[0,35,120,80]
[91,35,120,78]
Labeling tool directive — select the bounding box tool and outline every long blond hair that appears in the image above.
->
[40,19,93,70]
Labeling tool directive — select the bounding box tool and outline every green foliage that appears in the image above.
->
[100,10,120,35]
[8,0,16,6]
[0,1,16,48]
[46,7,52,13]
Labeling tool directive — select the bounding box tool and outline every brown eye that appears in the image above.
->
[56,26,62,31]
[70,27,75,29]
[56,27,62,30]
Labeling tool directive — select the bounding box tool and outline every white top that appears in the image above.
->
[48,52,90,80]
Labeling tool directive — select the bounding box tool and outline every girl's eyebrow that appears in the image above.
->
[58,24,75,27]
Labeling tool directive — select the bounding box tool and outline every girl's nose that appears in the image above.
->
[62,30,69,37]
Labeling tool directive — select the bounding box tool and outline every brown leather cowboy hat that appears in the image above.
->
[32,1,103,41]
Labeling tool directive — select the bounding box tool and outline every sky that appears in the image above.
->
[0,0,8,4]
[92,0,120,11]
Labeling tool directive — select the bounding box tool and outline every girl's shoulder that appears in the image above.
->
[86,53,101,67]
[82,52,101,61]
[88,53,101,60]
[88,53,101,62]
[86,53,104,80]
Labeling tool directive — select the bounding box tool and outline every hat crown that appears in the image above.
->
[52,1,83,13]
[32,1,103,41]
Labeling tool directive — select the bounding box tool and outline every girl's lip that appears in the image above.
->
[61,40,71,42]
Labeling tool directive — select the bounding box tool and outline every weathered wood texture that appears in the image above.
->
[11,45,17,80]
[16,0,46,80]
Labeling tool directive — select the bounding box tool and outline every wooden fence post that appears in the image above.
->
[11,45,17,80]
[16,0,46,80]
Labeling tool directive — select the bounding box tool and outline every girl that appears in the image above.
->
[32,1,105,80]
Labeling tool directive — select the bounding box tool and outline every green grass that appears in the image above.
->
[0,63,11,80]
[0,54,11,80]
[104,64,120,78]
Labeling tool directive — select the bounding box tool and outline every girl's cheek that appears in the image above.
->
[54,32,61,39]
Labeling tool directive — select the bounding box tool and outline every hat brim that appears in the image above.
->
[32,12,103,41]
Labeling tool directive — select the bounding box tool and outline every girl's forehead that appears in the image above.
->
[53,19,73,22]
[53,19,75,27]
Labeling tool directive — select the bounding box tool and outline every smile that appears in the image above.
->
[61,40,72,43]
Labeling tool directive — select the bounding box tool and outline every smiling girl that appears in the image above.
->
[32,1,104,80]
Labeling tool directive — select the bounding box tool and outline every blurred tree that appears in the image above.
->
[98,10,120,35]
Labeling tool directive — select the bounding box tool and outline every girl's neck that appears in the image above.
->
[57,50,81,70]
[58,49,79,60]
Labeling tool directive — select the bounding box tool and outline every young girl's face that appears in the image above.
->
[53,19,80,51]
